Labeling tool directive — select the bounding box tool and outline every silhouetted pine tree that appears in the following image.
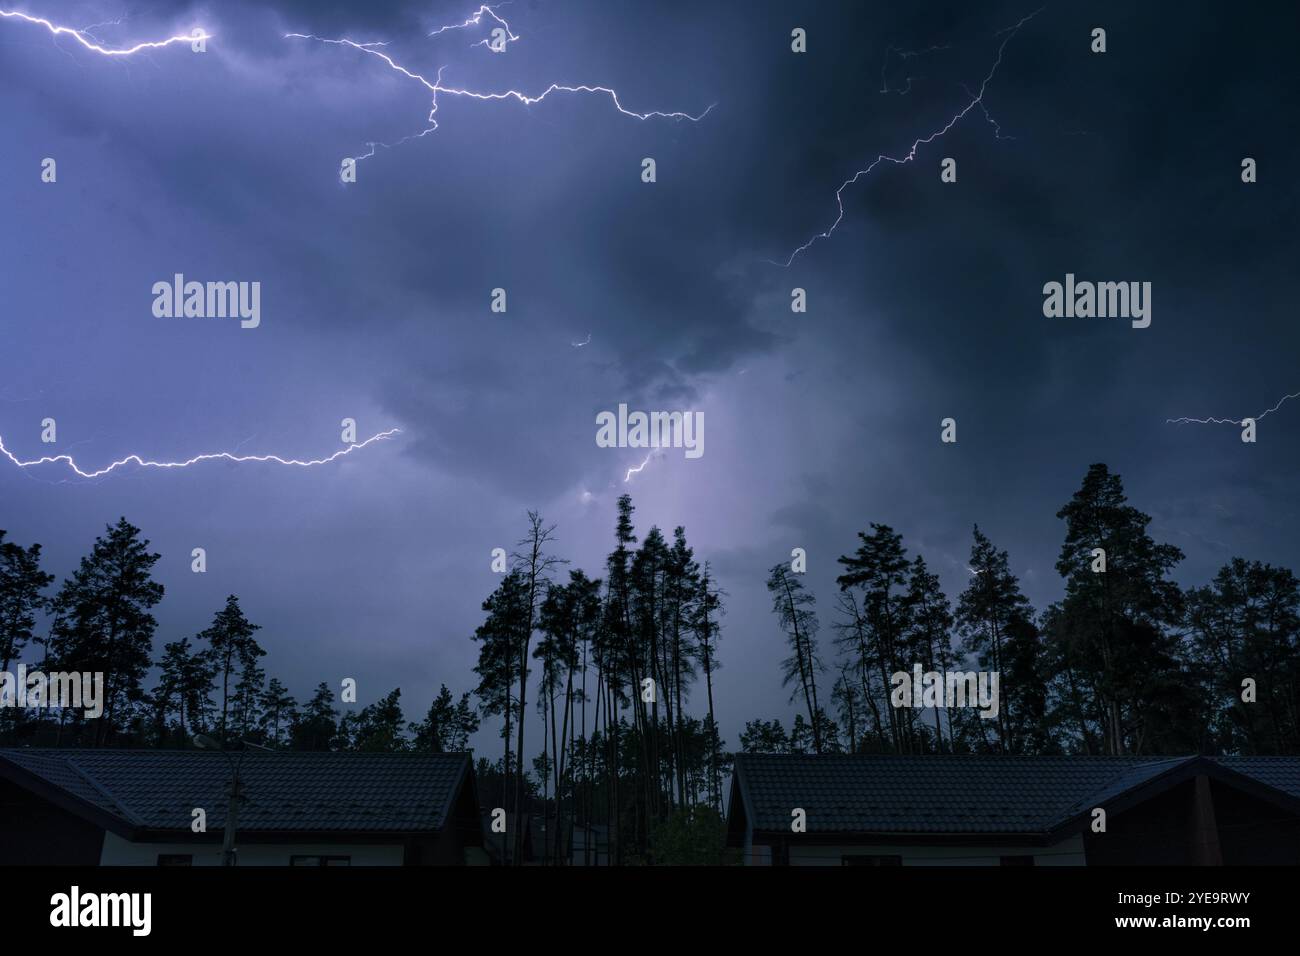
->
[259,678,297,748]
[410,683,480,752]
[836,525,912,751]
[0,529,53,674]
[956,526,1035,752]
[291,681,339,751]
[1185,559,1300,754]
[739,718,790,754]
[152,637,218,746]
[904,556,956,753]
[768,564,824,753]
[199,595,264,744]
[349,688,407,752]
[47,518,164,746]
[507,511,566,865]
[693,565,726,810]
[471,569,529,862]
[0,530,53,742]
[1043,464,1190,755]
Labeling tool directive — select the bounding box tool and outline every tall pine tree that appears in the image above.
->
[47,518,164,745]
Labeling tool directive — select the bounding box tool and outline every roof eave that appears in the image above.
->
[0,755,140,841]
[749,828,1055,847]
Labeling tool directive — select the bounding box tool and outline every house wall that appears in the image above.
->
[1211,781,1300,865]
[745,831,772,865]
[570,827,611,866]
[99,832,405,866]
[0,777,105,865]
[1085,779,1190,864]
[421,827,474,865]
[747,834,1085,866]
[1082,777,1300,865]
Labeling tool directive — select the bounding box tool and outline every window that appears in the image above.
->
[1000,855,1035,866]
[841,854,902,866]
[157,854,192,866]
[290,855,352,866]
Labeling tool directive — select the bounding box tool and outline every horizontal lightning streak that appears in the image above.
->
[286,18,712,172]
[1167,391,1300,426]
[0,8,209,55]
[774,7,1042,267]
[438,80,711,120]
[0,429,401,480]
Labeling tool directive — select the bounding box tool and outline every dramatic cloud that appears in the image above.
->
[2,0,1297,751]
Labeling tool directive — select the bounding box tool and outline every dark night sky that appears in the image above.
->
[2,1,1298,755]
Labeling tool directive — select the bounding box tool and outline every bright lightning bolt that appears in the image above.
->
[0,429,401,480]
[1167,391,1300,426]
[284,35,450,165]
[428,3,519,51]
[287,8,712,174]
[571,333,592,348]
[0,8,210,56]
[774,7,1042,267]
[624,453,655,483]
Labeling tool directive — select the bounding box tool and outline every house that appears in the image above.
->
[570,822,610,866]
[0,748,487,866]
[727,753,1300,865]
[479,816,609,865]
[528,814,570,866]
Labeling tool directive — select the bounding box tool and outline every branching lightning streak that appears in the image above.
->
[77,14,127,47]
[962,83,1014,140]
[428,3,519,51]
[0,429,401,480]
[283,34,450,164]
[288,11,711,173]
[775,7,1042,267]
[80,15,126,33]
[1167,391,1300,426]
[0,9,209,55]
[880,43,950,94]
[571,333,592,348]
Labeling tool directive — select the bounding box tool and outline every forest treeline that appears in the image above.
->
[756,464,1300,762]
[1,463,1298,864]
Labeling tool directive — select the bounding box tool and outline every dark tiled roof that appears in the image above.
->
[1052,757,1190,820]
[729,754,1300,836]
[0,749,472,834]
[1219,757,1300,798]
